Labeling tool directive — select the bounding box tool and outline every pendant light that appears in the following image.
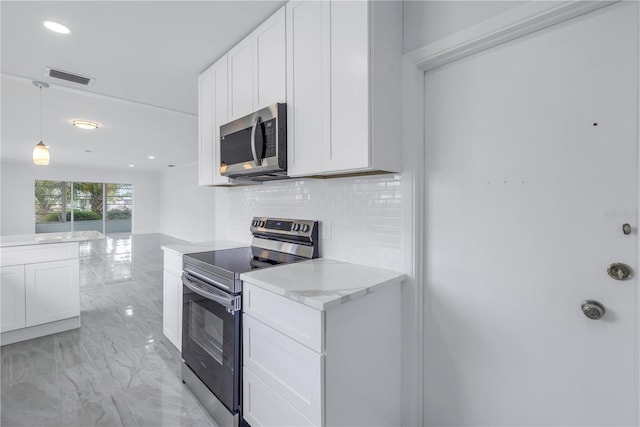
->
[32,81,50,165]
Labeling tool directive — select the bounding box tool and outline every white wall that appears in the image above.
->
[403,0,526,52]
[158,162,217,242]
[0,160,161,235]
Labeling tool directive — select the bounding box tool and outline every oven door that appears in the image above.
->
[182,273,241,414]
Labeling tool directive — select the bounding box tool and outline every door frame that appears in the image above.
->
[400,1,632,425]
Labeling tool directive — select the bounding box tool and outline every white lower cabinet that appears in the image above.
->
[242,281,402,427]
[0,265,26,333]
[162,249,183,351]
[0,242,81,343]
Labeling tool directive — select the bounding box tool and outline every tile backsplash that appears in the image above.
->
[215,174,403,271]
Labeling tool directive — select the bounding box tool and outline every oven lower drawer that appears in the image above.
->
[182,362,240,427]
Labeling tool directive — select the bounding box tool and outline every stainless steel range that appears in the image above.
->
[181,217,319,427]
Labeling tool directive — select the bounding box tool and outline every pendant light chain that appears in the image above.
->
[32,81,50,165]
[39,83,43,142]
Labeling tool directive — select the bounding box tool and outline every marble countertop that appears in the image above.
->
[161,240,247,255]
[0,230,105,248]
[240,258,406,311]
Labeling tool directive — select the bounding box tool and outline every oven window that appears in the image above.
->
[189,300,224,365]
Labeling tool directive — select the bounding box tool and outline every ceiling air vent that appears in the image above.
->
[45,67,95,86]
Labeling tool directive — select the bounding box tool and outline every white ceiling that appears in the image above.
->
[1,0,285,171]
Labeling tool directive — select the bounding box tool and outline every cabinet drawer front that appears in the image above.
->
[1,242,78,267]
[244,368,317,427]
[243,283,323,352]
[244,314,323,425]
[163,250,183,275]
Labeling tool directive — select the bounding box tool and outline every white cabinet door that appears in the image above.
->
[254,6,287,110]
[0,265,26,333]
[328,0,369,172]
[244,369,316,427]
[162,269,182,351]
[286,0,330,177]
[25,259,79,327]
[198,55,230,186]
[228,38,255,120]
[228,6,286,121]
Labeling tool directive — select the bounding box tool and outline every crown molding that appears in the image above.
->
[406,1,619,71]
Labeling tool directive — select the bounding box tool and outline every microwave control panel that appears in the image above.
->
[263,119,277,157]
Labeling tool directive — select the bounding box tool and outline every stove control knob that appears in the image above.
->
[259,221,266,227]
[292,223,300,231]
[252,220,258,227]
[301,224,309,233]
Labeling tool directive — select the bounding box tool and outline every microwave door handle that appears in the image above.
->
[250,116,262,166]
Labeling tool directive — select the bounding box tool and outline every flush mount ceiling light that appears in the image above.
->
[72,120,100,130]
[147,155,155,160]
[33,81,50,166]
[43,21,70,34]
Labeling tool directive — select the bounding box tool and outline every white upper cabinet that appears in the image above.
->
[286,0,330,176]
[198,54,230,186]
[287,0,403,177]
[228,6,286,121]
[228,39,254,120]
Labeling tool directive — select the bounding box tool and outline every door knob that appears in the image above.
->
[581,300,605,320]
[607,263,632,281]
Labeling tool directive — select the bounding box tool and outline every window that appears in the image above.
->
[34,180,133,234]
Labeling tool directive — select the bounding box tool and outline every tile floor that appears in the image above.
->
[1,233,219,427]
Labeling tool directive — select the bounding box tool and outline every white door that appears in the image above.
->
[423,3,638,426]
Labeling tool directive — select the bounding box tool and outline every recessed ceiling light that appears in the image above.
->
[167,164,176,168]
[72,120,100,130]
[84,150,92,153]
[128,164,135,168]
[148,155,155,160]
[43,21,70,34]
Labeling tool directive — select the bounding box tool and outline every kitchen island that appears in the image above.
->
[0,230,105,345]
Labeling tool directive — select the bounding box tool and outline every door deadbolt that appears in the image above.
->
[607,263,632,281]
[582,300,605,320]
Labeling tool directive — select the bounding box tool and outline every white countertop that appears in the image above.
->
[0,230,105,248]
[240,258,406,311]
[161,240,247,255]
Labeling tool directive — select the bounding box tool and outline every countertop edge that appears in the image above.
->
[0,231,106,248]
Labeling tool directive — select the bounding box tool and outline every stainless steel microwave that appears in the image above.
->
[219,103,287,180]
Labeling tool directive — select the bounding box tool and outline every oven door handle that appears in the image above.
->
[250,116,262,166]
[182,274,234,309]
